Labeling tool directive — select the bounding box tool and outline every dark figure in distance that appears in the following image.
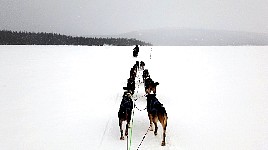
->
[133,45,139,57]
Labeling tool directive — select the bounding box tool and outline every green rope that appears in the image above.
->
[128,109,135,150]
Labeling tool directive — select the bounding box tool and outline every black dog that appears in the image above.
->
[142,69,149,83]
[118,90,133,140]
[133,45,139,57]
[127,77,135,95]
[136,61,140,70]
[140,61,145,70]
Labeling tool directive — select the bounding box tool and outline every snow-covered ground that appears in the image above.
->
[0,45,268,150]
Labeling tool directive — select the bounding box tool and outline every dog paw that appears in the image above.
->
[161,141,166,146]
[120,137,124,140]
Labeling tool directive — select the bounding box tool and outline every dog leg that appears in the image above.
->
[145,88,148,94]
[119,120,124,140]
[125,122,129,136]
[145,88,151,95]
[153,116,158,135]
[161,129,166,146]
[152,87,156,94]
[160,115,167,146]
[148,113,153,131]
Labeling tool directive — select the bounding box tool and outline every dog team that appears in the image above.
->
[118,59,168,146]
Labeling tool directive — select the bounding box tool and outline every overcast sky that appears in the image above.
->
[0,0,267,36]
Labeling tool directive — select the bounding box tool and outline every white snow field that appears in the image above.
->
[0,45,268,150]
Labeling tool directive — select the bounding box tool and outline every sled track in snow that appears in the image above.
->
[98,92,122,149]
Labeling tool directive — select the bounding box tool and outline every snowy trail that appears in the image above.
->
[97,47,156,150]
[97,46,173,150]
[0,46,268,150]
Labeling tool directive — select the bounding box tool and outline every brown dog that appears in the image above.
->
[144,77,159,94]
[146,93,167,146]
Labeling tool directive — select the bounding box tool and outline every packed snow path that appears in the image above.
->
[0,46,268,150]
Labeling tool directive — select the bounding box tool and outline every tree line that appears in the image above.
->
[0,30,152,46]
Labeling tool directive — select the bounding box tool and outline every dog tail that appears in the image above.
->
[123,87,130,90]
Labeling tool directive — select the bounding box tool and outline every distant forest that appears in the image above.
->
[0,30,152,46]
